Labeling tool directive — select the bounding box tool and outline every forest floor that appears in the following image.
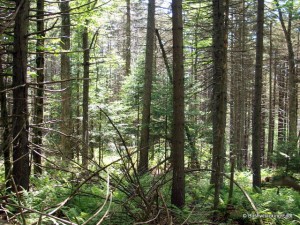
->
[1,159,300,224]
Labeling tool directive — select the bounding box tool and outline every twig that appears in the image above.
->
[82,173,111,225]
[134,209,162,225]
[181,206,195,225]
[48,152,134,216]
[158,191,171,224]
[28,78,88,85]
[96,192,112,225]
[4,202,76,225]
[0,0,25,36]
[99,108,150,209]
[11,178,26,225]
[25,19,58,37]
[186,168,263,225]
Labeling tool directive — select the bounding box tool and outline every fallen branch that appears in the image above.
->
[4,202,76,225]
[186,168,263,225]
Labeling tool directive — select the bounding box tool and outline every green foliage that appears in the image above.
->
[276,142,300,173]
[220,171,300,225]
[1,162,300,224]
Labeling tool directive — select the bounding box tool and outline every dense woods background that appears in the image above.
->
[0,0,300,224]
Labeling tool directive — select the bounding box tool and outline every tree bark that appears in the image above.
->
[155,29,172,83]
[275,0,297,171]
[277,63,287,145]
[82,23,90,168]
[33,0,45,175]
[171,0,185,208]
[138,0,155,174]
[267,23,275,167]
[211,0,227,209]
[0,51,11,188]
[60,0,73,159]
[12,0,30,191]
[252,0,264,189]
[125,0,131,76]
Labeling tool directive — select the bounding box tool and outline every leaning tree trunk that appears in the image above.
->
[12,0,30,191]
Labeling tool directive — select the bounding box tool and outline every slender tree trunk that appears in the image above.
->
[12,0,30,191]
[238,0,246,170]
[0,52,11,188]
[76,68,80,161]
[228,18,235,203]
[155,28,172,170]
[260,98,266,166]
[82,23,90,168]
[155,29,172,82]
[243,95,251,168]
[267,23,275,167]
[252,0,264,189]
[275,0,297,171]
[125,0,131,76]
[185,125,199,168]
[211,0,227,209]
[189,17,200,169]
[229,11,237,200]
[171,0,185,208]
[138,0,155,174]
[157,28,198,170]
[60,0,73,159]
[33,0,45,175]
[278,63,287,146]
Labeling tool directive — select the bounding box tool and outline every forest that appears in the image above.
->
[0,0,300,224]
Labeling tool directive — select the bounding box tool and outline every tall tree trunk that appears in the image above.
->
[156,29,197,171]
[260,98,266,166]
[12,0,30,191]
[0,52,11,188]
[243,94,251,168]
[125,0,131,76]
[188,15,200,169]
[82,23,90,168]
[211,0,227,209]
[275,0,297,171]
[60,0,73,159]
[229,0,246,172]
[76,68,80,161]
[238,0,246,170]
[229,0,247,171]
[252,0,264,189]
[267,23,275,167]
[138,0,155,174]
[33,0,45,175]
[171,0,185,208]
[155,29,172,171]
[277,63,287,146]
[228,18,235,203]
